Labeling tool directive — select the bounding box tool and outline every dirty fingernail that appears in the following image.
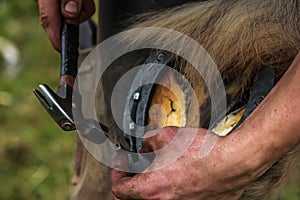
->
[64,1,79,15]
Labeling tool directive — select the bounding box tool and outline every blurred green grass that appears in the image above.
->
[0,1,74,199]
[0,0,298,200]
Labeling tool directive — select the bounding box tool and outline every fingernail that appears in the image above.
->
[64,1,79,15]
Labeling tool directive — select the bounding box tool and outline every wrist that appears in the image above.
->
[226,107,299,180]
[228,54,300,177]
[217,129,271,181]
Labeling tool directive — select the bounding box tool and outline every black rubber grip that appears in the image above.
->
[61,23,79,78]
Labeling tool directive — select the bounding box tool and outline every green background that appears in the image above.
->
[0,0,298,199]
[0,1,74,199]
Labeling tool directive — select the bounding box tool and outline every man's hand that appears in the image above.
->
[37,0,95,51]
[111,53,300,199]
[111,127,267,200]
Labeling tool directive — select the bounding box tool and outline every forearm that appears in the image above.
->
[247,53,300,151]
[222,53,300,178]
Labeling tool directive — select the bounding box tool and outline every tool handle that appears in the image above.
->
[60,22,79,85]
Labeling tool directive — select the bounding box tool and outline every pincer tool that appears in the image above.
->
[33,22,79,131]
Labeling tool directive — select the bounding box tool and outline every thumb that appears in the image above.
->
[61,0,96,24]
[61,0,82,19]
[140,126,179,153]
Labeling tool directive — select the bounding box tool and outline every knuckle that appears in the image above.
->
[85,0,95,13]
[163,126,178,133]
[39,13,50,28]
[111,186,118,196]
[89,1,96,14]
[139,187,159,199]
[161,126,178,138]
[79,0,96,22]
[111,185,123,199]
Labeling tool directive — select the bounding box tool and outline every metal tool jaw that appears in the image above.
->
[33,84,75,131]
[33,22,79,131]
[33,21,98,132]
